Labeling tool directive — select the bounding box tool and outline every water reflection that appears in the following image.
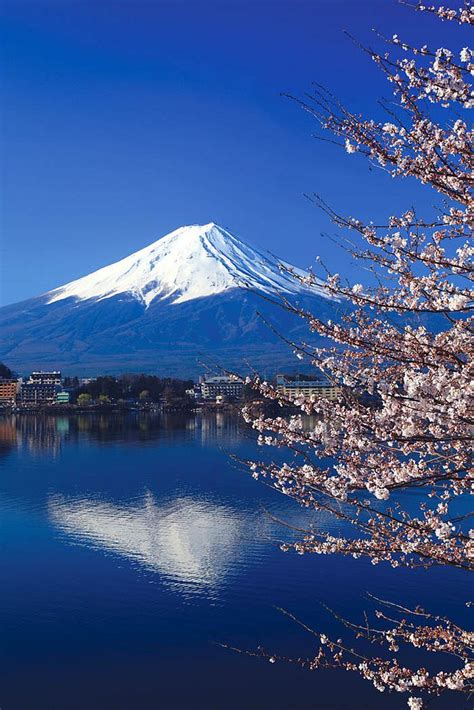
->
[0,411,471,710]
[1,411,347,602]
[0,419,17,457]
[49,492,247,596]
[0,415,69,455]
[0,412,324,456]
[0,411,246,454]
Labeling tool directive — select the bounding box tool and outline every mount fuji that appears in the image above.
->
[0,223,340,376]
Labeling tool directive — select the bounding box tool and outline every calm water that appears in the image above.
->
[0,413,470,709]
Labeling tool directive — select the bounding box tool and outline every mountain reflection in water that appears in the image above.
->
[49,492,246,594]
[0,412,469,710]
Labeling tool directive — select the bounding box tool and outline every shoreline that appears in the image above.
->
[0,402,246,415]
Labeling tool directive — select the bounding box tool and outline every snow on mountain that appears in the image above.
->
[46,222,327,307]
[0,222,339,375]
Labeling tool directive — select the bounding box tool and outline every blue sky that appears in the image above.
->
[0,0,464,305]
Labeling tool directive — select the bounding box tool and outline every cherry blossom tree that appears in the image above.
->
[241,4,473,707]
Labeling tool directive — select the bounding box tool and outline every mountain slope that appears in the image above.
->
[0,223,339,376]
[46,223,326,307]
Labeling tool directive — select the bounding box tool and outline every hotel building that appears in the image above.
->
[276,374,342,401]
[0,379,19,404]
[199,375,244,400]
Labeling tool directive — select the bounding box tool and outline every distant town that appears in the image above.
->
[0,363,348,412]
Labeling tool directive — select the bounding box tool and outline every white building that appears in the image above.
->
[29,371,62,386]
[276,374,342,401]
[199,375,244,401]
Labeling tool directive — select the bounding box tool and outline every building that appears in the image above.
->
[56,391,70,404]
[276,374,342,401]
[17,371,63,405]
[0,379,19,404]
[199,375,244,401]
[19,383,60,405]
[29,371,62,386]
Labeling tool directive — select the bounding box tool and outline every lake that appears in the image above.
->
[0,413,469,709]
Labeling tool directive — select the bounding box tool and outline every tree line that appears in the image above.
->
[68,374,194,404]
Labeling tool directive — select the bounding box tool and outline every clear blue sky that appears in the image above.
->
[0,0,464,305]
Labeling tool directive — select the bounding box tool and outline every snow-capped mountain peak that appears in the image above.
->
[46,222,326,308]
[1,222,341,375]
